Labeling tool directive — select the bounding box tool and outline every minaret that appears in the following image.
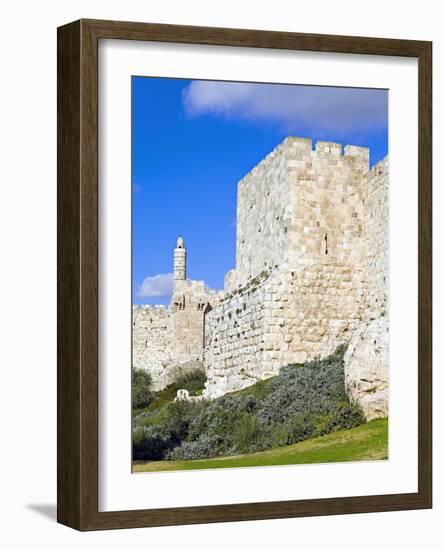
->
[174,236,186,281]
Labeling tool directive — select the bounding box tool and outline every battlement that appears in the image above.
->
[132,304,171,326]
[132,304,169,312]
[344,144,370,160]
[369,156,389,178]
[234,136,372,284]
[238,138,369,191]
[315,141,342,156]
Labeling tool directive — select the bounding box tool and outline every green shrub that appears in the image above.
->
[166,435,214,461]
[167,345,365,461]
[132,399,207,461]
[167,396,256,460]
[233,412,260,453]
[132,368,153,409]
[160,400,204,440]
[174,368,207,395]
[132,425,178,461]
[134,345,366,462]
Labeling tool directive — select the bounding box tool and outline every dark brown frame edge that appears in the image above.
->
[57,18,432,531]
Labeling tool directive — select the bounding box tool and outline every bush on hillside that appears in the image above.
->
[257,345,362,430]
[168,395,259,459]
[133,345,366,462]
[132,399,207,461]
[173,367,207,395]
[132,425,178,461]
[167,345,365,461]
[132,367,154,409]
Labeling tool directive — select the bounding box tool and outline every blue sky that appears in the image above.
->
[132,77,388,305]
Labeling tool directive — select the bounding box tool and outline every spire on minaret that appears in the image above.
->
[174,236,186,280]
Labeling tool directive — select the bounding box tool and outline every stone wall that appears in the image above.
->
[361,158,389,319]
[204,137,381,397]
[204,258,365,397]
[132,305,174,391]
[204,270,269,397]
[233,138,298,287]
[133,279,222,391]
[134,136,389,409]
[232,137,369,290]
[172,279,222,363]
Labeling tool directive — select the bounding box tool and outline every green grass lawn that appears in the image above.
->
[133,417,388,473]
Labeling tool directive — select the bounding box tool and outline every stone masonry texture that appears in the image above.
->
[133,137,389,417]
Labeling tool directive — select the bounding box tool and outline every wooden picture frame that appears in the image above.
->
[57,18,432,530]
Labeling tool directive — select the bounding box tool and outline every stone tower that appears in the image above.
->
[204,137,388,397]
[174,236,186,281]
[171,236,221,365]
[132,235,221,391]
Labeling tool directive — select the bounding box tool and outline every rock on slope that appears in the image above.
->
[344,317,389,421]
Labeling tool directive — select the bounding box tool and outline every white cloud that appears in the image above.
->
[182,80,387,135]
[137,273,174,298]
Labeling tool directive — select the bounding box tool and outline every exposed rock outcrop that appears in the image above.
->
[344,317,388,420]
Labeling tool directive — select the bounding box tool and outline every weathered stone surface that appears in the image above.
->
[174,388,205,403]
[133,137,389,403]
[174,388,190,401]
[133,237,223,391]
[132,305,174,391]
[344,317,389,420]
[203,139,388,397]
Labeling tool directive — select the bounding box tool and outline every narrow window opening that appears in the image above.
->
[325,233,328,255]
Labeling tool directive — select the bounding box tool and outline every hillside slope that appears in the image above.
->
[134,417,388,472]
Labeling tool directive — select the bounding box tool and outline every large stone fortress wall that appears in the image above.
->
[133,136,388,402]
[132,306,173,390]
[229,138,368,290]
[361,157,389,319]
[204,137,387,396]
